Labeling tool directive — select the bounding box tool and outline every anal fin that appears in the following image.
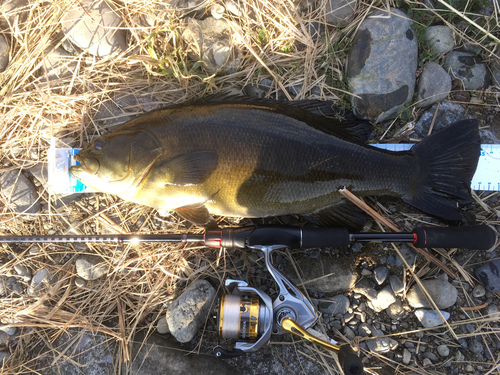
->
[175,204,213,226]
[303,200,367,232]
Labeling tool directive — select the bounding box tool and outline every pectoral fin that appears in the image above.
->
[157,151,218,186]
[303,200,367,231]
[175,204,212,226]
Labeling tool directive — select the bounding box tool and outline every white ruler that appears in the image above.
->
[373,144,500,191]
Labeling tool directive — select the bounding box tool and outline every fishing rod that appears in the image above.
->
[0,224,496,250]
[3,224,495,375]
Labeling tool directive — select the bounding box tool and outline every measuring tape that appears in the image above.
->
[373,144,500,191]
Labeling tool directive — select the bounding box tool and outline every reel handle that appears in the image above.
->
[281,318,363,375]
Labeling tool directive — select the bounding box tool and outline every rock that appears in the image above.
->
[182,17,237,73]
[210,4,225,19]
[411,101,475,137]
[358,322,373,337]
[0,170,41,217]
[389,275,404,294]
[0,278,6,296]
[344,326,355,340]
[317,295,349,315]
[127,332,240,375]
[491,59,500,86]
[361,269,372,276]
[437,344,449,357]
[0,326,15,336]
[353,285,377,300]
[325,0,356,26]
[373,266,389,285]
[369,286,396,312]
[0,351,9,364]
[225,0,241,16]
[394,245,416,267]
[157,315,169,334]
[39,46,78,82]
[386,299,405,320]
[422,358,432,367]
[61,0,127,57]
[480,129,500,144]
[425,26,454,54]
[366,337,391,353]
[443,51,490,90]
[74,277,86,288]
[483,303,498,316]
[346,8,418,122]
[406,279,458,309]
[35,329,114,375]
[403,348,411,364]
[27,268,57,296]
[476,259,500,293]
[414,309,450,328]
[75,255,109,280]
[285,256,356,294]
[469,339,483,354]
[0,330,9,347]
[0,34,9,72]
[472,284,486,298]
[0,0,29,28]
[166,279,216,343]
[14,264,31,281]
[416,61,452,107]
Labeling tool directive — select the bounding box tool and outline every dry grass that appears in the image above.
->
[0,0,499,374]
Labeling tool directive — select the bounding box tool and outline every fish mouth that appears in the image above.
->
[73,154,100,175]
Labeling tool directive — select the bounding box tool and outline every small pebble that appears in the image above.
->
[469,339,483,354]
[373,266,390,285]
[74,277,86,288]
[472,284,486,298]
[361,269,372,276]
[437,344,450,357]
[389,275,404,294]
[14,264,31,281]
[157,315,169,334]
[422,358,432,367]
[403,348,411,364]
[0,326,15,336]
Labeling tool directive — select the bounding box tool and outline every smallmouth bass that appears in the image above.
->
[71,96,480,227]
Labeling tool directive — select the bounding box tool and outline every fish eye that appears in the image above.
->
[94,139,106,150]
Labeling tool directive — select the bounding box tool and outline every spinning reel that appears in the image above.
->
[214,244,364,375]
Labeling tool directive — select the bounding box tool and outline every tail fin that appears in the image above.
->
[404,119,480,222]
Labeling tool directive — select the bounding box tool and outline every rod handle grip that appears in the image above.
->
[338,345,364,375]
[413,225,497,250]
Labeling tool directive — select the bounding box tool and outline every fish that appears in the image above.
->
[70,96,480,228]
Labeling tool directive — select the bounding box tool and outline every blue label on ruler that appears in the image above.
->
[372,143,500,191]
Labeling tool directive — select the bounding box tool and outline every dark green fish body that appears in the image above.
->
[71,97,480,226]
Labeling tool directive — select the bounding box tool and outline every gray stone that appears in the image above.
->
[166,279,216,343]
[389,275,404,294]
[40,46,78,82]
[61,0,127,57]
[325,0,356,26]
[414,309,450,328]
[476,259,500,293]
[373,266,389,285]
[422,358,432,367]
[0,0,29,28]
[394,245,416,267]
[425,26,454,54]
[386,299,405,320]
[0,34,9,72]
[0,330,9,347]
[480,129,500,144]
[75,255,109,280]
[403,348,411,364]
[285,255,356,294]
[366,337,391,353]
[0,277,6,296]
[353,285,377,300]
[411,101,475,137]
[0,326,15,336]
[36,329,114,375]
[224,0,241,16]
[491,59,500,86]
[369,286,396,312]
[344,326,355,340]
[27,268,56,296]
[406,279,458,309]
[210,4,225,19]
[0,170,41,217]
[14,264,31,280]
[182,17,237,73]
[318,295,349,315]
[157,315,169,334]
[0,351,9,364]
[417,61,452,107]
[127,332,239,375]
[444,51,490,90]
[11,282,22,294]
[358,322,373,337]
[346,8,418,122]
[472,284,486,298]
[74,277,86,288]
[437,344,449,357]
[469,339,483,354]
[483,303,498,316]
